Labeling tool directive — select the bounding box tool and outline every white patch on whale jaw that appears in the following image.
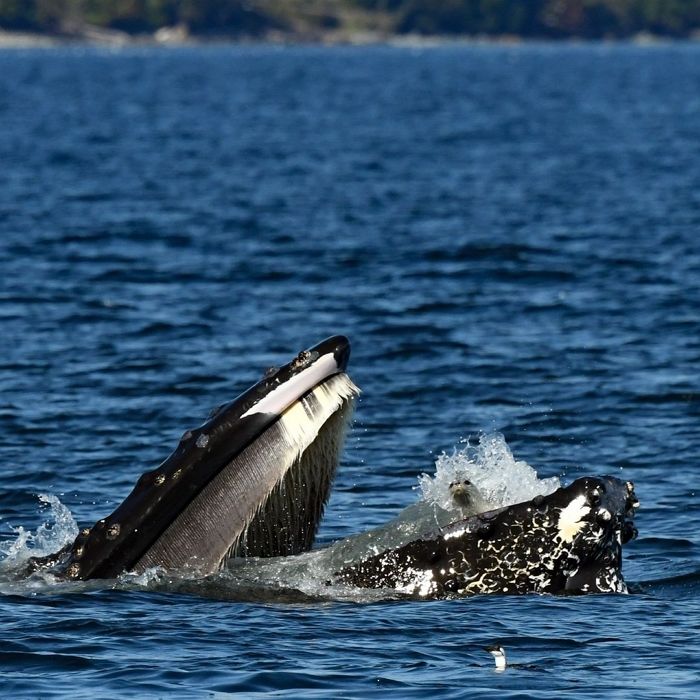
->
[557,495,591,543]
[395,568,436,598]
[242,352,341,418]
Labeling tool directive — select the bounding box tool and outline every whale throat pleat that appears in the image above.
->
[135,373,359,574]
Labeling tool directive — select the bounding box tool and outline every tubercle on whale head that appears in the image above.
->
[265,335,350,380]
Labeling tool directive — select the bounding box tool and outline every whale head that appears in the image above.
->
[56,336,359,580]
[335,475,638,597]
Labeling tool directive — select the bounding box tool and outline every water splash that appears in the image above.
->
[418,433,560,512]
[0,494,78,567]
[0,435,561,602]
[221,434,564,602]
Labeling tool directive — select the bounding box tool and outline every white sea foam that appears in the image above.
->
[418,432,560,512]
[0,494,78,566]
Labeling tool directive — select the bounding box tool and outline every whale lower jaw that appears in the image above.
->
[135,373,359,574]
[334,476,638,598]
[37,336,359,581]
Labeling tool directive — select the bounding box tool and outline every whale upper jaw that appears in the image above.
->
[334,476,638,597]
[51,336,359,580]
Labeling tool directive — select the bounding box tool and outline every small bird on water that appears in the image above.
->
[485,644,507,671]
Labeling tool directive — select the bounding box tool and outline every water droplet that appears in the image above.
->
[196,434,209,448]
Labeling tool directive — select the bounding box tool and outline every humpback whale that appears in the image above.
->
[32,335,359,580]
[334,476,639,596]
[24,336,639,597]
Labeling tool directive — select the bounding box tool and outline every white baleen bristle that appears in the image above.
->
[275,372,360,462]
[230,372,360,558]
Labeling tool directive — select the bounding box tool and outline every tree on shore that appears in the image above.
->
[1,0,700,38]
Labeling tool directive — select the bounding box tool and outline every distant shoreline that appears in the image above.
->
[2,27,699,50]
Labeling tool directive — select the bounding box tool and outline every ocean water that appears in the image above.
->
[1,43,699,698]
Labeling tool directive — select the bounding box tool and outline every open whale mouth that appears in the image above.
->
[21,334,640,600]
[49,336,359,580]
[335,476,639,597]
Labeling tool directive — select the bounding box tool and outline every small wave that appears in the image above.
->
[631,568,700,596]
[0,494,78,570]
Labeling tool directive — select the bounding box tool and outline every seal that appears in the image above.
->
[448,478,490,514]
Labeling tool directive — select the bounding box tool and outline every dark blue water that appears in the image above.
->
[1,43,699,698]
